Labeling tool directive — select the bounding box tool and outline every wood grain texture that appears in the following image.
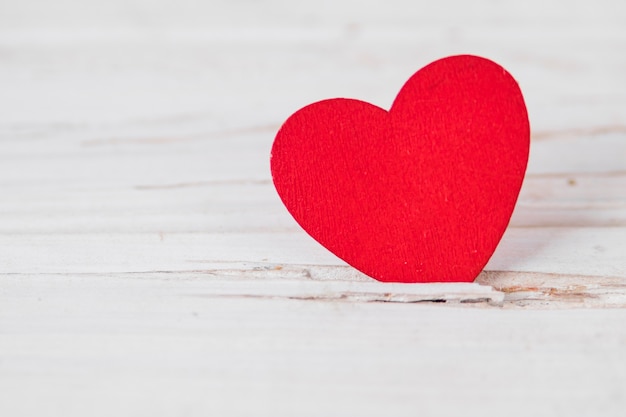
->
[0,0,625,416]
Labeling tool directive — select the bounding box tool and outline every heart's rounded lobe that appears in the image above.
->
[271,55,529,283]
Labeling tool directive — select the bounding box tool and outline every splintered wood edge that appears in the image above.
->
[477,270,626,308]
[181,262,626,308]
[188,280,505,306]
[7,261,626,309]
[10,263,625,308]
[184,262,500,304]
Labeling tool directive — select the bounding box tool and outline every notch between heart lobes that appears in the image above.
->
[271,55,530,283]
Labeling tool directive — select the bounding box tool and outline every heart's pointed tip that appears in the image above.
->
[380,278,479,284]
[363,271,480,284]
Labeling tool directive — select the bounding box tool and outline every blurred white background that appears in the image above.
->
[1,0,624,130]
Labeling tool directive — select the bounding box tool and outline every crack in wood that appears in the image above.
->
[532,125,626,140]
[526,170,626,179]
[81,124,279,147]
[7,265,624,308]
[477,271,626,308]
[134,179,271,190]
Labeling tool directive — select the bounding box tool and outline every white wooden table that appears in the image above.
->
[1,1,625,416]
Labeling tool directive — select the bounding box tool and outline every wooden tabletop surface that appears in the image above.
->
[1,1,625,416]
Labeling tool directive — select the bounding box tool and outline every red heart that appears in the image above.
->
[271,55,529,283]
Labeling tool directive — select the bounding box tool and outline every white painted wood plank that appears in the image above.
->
[1,277,626,416]
[0,226,624,278]
[1,0,626,416]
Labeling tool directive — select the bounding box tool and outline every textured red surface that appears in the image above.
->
[271,55,530,283]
